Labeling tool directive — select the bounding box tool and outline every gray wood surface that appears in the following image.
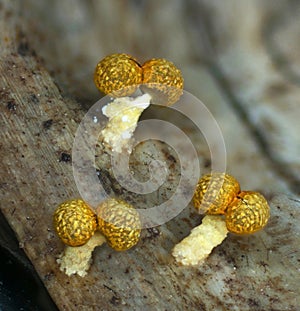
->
[1,0,299,310]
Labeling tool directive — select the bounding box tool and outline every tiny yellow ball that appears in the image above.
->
[193,172,240,215]
[94,53,143,97]
[53,199,98,247]
[96,198,141,251]
[142,58,183,106]
[225,191,270,234]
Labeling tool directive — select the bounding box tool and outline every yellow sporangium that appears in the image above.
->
[53,199,97,247]
[97,198,141,251]
[94,53,142,97]
[142,58,184,106]
[225,191,270,234]
[193,172,240,215]
[94,53,184,105]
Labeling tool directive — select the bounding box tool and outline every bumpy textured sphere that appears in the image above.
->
[225,191,270,234]
[94,53,142,97]
[142,58,183,106]
[96,198,141,251]
[193,172,240,215]
[53,199,97,247]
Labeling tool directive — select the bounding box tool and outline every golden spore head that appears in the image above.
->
[225,191,270,234]
[142,58,183,106]
[96,198,141,251]
[53,199,98,247]
[94,53,143,97]
[193,172,240,215]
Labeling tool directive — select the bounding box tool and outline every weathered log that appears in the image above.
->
[0,0,299,310]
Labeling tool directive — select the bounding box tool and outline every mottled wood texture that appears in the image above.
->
[0,0,299,310]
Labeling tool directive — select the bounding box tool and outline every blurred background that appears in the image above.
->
[19,0,300,193]
[19,1,300,99]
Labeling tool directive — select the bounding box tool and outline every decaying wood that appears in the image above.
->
[0,0,299,310]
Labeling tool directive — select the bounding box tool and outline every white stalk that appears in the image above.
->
[172,215,228,265]
[101,93,151,153]
[57,232,106,277]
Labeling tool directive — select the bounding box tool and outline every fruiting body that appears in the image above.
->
[172,173,271,266]
[94,53,142,97]
[54,197,142,276]
[53,199,97,247]
[94,55,184,153]
[193,172,240,215]
[225,191,270,234]
[97,198,141,251]
[142,58,183,106]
